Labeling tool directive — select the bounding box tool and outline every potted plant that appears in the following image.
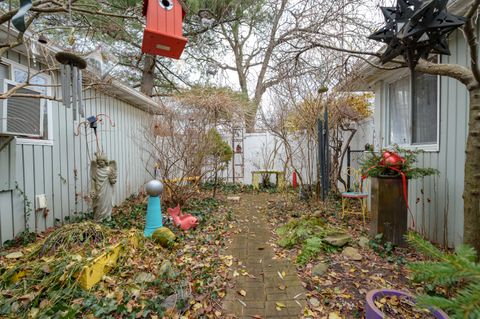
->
[360,146,438,246]
[366,289,449,319]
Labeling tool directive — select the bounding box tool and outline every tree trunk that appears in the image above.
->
[141,54,156,96]
[464,88,480,254]
[245,100,259,133]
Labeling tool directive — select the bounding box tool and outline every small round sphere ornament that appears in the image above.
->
[146,180,164,197]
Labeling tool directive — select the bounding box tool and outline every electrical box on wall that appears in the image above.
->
[35,194,47,209]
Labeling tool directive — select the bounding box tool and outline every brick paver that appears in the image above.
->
[222,194,306,318]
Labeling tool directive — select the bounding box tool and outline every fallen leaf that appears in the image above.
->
[328,312,342,319]
[275,302,286,311]
[5,251,24,259]
[192,303,203,311]
[388,295,399,306]
[304,307,315,316]
[374,301,384,309]
[134,272,155,284]
[309,297,320,307]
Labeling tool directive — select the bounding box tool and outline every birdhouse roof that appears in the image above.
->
[143,0,187,19]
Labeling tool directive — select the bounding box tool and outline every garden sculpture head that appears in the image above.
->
[96,153,108,168]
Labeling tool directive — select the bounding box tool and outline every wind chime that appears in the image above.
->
[55,52,87,117]
[369,0,465,113]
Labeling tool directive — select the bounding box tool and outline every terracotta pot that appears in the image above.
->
[365,289,449,319]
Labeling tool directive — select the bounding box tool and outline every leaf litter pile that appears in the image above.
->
[264,193,433,318]
[0,189,451,319]
[374,295,436,319]
[0,194,239,318]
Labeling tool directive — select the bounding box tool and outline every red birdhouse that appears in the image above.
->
[142,0,188,59]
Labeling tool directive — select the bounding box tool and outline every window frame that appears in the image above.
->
[384,72,440,152]
[0,58,53,146]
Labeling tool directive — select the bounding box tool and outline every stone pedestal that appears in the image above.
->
[370,176,408,246]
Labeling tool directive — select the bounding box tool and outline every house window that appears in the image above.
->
[1,62,51,141]
[388,73,438,146]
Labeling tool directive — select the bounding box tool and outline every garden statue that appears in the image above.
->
[91,153,117,222]
[144,179,164,237]
[168,205,198,231]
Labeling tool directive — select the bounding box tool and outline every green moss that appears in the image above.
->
[152,227,176,248]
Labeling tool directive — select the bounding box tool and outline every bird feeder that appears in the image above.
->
[142,0,188,59]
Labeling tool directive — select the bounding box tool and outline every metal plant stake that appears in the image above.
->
[55,52,87,117]
[317,107,329,201]
[369,0,465,115]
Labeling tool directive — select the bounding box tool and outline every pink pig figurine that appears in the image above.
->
[168,204,199,231]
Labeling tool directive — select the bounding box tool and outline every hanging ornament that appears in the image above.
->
[369,0,466,68]
[369,0,466,142]
[11,0,32,32]
[55,52,87,117]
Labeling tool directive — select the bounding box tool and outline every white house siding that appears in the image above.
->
[372,29,469,247]
[0,53,153,245]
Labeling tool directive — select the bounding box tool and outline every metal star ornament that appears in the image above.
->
[369,0,466,68]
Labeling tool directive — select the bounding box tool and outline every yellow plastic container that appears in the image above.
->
[78,233,139,290]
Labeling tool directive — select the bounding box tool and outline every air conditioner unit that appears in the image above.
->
[1,79,43,138]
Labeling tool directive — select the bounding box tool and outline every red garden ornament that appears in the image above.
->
[292,171,298,189]
[380,151,406,168]
[142,0,188,59]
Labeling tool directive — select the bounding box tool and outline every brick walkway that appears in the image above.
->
[223,194,306,318]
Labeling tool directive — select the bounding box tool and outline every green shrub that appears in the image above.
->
[276,217,342,265]
[407,232,480,318]
[276,217,325,248]
[296,237,323,265]
[360,145,439,179]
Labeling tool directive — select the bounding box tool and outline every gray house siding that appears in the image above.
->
[0,52,153,244]
[372,29,469,247]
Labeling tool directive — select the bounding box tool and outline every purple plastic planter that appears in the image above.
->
[365,289,449,319]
